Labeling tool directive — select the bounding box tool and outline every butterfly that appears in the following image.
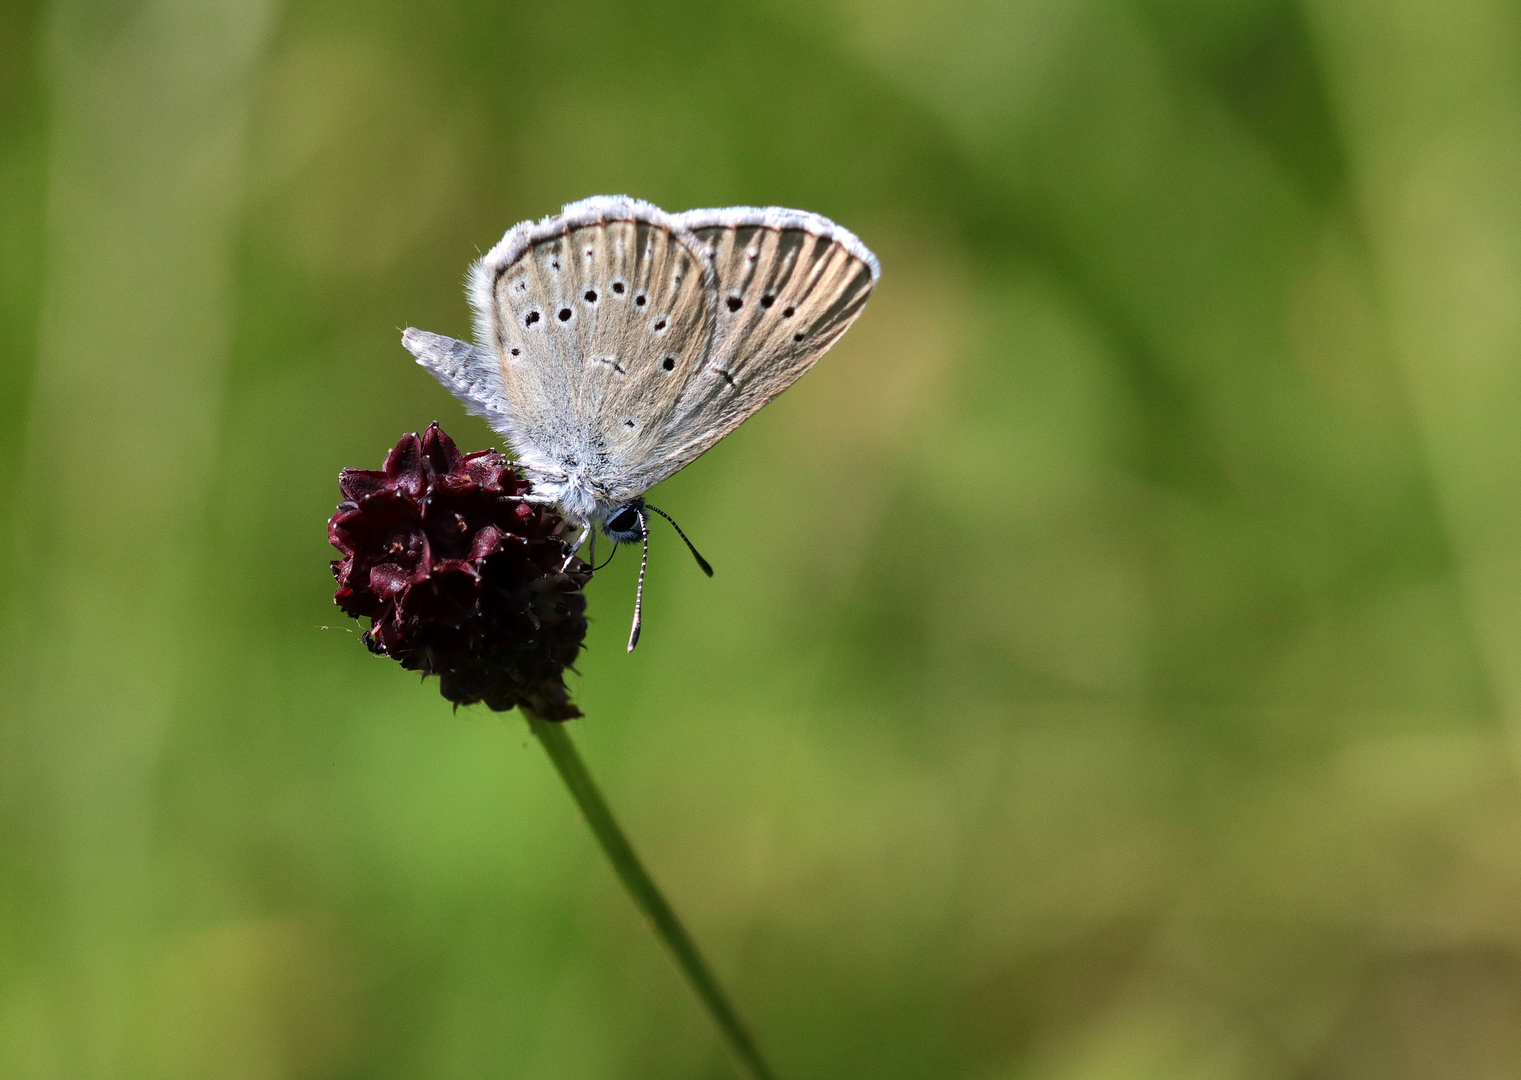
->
[403,195,880,648]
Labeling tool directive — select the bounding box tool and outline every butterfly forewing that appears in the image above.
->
[472,204,715,482]
[615,210,878,498]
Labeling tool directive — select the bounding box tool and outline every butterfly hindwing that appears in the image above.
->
[467,198,716,484]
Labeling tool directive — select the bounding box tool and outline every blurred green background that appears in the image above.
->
[6,0,1521,1076]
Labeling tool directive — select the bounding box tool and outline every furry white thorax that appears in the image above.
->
[519,469,618,529]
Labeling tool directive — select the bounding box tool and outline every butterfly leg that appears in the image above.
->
[560,522,591,572]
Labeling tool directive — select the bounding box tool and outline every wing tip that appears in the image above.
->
[400,326,428,355]
[465,197,880,344]
[671,204,881,282]
[475,196,677,272]
[467,195,686,337]
[472,198,879,286]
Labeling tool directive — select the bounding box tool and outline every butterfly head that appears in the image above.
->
[591,498,712,652]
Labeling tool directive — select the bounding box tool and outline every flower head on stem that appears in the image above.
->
[328,422,589,719]
[329,423,778,1079]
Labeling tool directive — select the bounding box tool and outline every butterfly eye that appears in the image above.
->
[634,294,646,306]
[558,308,572,322]
[760,295,776,308]
[612,282,626,295]
[726,296,742,312]
[584,290,598,303]
[524,311,540,327]
[661,355,676,372]
[605,506,643,542]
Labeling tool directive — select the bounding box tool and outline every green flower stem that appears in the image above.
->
[526,712,779,1080]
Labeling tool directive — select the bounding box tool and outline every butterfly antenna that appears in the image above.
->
[644,502,714,577]
[627,509,649,652]
[589,542,619,573]
[584,527,619,573]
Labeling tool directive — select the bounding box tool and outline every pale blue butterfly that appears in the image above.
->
[404,196,880,649]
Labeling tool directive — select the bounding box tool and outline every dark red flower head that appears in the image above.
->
[328,423,589,720]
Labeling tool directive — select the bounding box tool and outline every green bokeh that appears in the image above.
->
[6,0,1521,1077]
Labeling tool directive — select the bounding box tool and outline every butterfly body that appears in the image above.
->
[405,196,879,534]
